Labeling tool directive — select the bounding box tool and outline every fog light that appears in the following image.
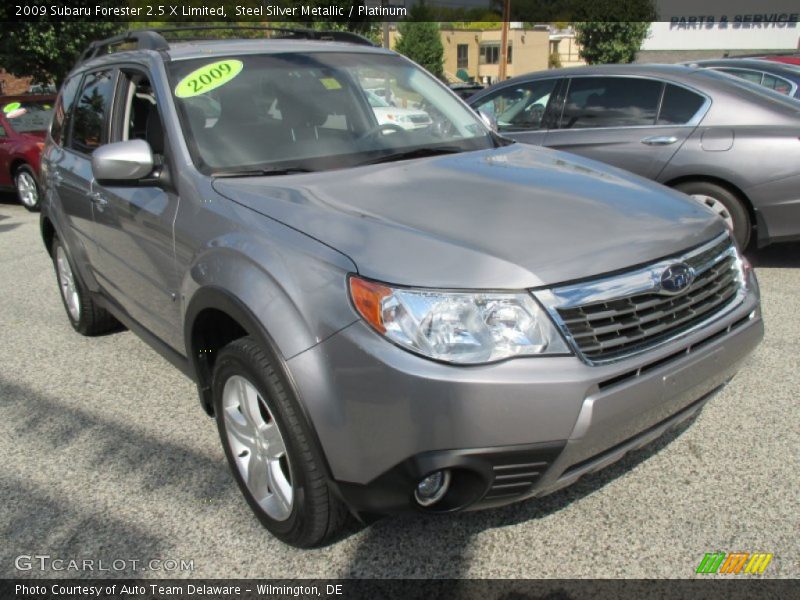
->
[414,470,451,507]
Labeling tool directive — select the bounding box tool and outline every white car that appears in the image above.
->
[366,90,432,130]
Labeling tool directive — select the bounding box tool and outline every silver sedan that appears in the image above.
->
[469,64,800,249]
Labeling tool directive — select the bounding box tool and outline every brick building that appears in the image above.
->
[0,69,32,96]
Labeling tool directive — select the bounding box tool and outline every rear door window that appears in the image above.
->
[69,70,116,154]
[560,77,662,129]
[656,84,706,125]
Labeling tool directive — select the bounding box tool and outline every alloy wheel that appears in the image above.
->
[56,245,81,322]
[690,193,734,231]
[222,374,294,521]
[16,170,39,208]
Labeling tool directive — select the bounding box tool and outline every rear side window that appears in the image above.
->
[718,68,762,84]
[560,77,662,129]
[761,73,793,95]
[657,84,706,125]
[69,70,116,154]
[50,76,80,146]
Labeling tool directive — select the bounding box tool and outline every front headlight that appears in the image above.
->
[349,276,570,364]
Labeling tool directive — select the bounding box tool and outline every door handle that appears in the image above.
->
[89,191,108,207]
[641,135,678,146]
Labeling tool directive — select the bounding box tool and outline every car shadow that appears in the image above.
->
[746,242,800,268]
[341,412,700,577]
[0,379,238,577]
[0,191,19,205]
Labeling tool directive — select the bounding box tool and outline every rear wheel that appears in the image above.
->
[212,336,348,547]
[51,235,119,335]
[675,181,751,249]
[15,165,40,212]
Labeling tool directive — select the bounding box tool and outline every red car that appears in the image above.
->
[763,56,800,66]
[0,95,55,211]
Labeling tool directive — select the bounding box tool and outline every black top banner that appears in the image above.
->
[0,0,798,23]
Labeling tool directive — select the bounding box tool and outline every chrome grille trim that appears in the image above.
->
[534,232,746,365]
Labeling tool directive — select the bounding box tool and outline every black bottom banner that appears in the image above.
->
[1,579,795,600]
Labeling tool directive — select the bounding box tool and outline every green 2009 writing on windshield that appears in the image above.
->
[175,60,244,98]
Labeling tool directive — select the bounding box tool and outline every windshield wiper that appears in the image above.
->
[211,166,314,178]
[358,146,465,166]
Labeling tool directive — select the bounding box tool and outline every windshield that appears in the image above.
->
[168,52,494,174]
[2,99,54,133]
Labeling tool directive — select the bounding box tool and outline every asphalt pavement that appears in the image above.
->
[0,197,797,579]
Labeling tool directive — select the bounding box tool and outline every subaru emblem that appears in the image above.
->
[660,263,694,294]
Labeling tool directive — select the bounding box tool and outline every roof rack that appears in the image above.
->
[77,30,170,63]
[76,26,376,65]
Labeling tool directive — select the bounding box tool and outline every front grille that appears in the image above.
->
[551,235,743,363]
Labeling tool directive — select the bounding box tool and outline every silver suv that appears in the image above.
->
[41,29,763,547]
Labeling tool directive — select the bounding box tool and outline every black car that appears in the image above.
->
[449,81,485,100]
[683,58,800,99]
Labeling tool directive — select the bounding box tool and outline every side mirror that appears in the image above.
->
[91,139,154,183]
[478,109,498,132]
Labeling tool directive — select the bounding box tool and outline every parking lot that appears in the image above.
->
[0,197,797,579]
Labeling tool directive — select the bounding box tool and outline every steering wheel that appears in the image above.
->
[357,122,407,143]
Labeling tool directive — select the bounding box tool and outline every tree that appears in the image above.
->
[393,3,443,79]
[573,22,651,64]
[571,0,656,64]
[0,21,122,88]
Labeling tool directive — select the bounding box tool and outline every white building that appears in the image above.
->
[639,19,799,62]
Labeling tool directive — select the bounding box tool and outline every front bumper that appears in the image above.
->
[287,288,762,516]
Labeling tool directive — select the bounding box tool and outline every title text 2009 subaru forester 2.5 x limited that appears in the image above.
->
[40,29,763,547]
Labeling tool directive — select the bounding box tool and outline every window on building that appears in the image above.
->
[479,44,512,65]
[560,76,663,129]
[657,84,706,125]
[457,44,469,69]
[70,70,116,154]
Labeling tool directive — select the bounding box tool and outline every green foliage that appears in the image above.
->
[394,5,444,79]
[549,52,562,69]
[573,22,651,64]
[0,21,122,87]
[445,21,502,30]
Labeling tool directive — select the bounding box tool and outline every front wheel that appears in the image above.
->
[15,165,41,211]
[212,336,348,547]
[674,181,751,249]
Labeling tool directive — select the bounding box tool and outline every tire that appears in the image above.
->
[15,165,41,212]
[674,181,751,249]
[51,235,119,335]
[212,336,348,547]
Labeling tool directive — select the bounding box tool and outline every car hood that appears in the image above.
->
[212,144,725,289]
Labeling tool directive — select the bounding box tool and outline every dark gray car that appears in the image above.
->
[682,58,800,98]
[469,64,800,249]
[41,31,763,547]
